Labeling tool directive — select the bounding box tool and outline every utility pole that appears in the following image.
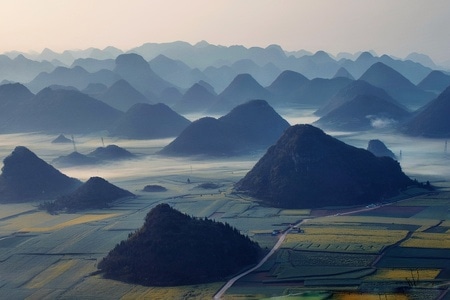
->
[71,135,77,152]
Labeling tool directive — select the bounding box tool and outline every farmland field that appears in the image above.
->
[1,131,450,299]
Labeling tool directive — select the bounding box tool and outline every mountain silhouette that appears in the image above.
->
[417,71,450,93]
[339,51,377,79]
[405,52,437,69]
[157,87,183,107]
[314,94,410,131]
[114,53,173,99]
[88,145,135,160]
[109,103,191,139]
[401,86,450,137]
[378,54,432,84]
[367,139,397,160]
[266,70,309,103]
[315,80,405,116]
[160,100,289,156]
[0,146,81,202]
[333,67,355,80]
[172,83,217,114]
[52,151,98,167]
[211,73,272,113]
[42,176,134,213]
[149,54,207,89]
[359,62,434,109]
[82,83,108,98]
[0,54,55,83]
[0,83,34,132]
[27,66,119,93]
[98,203,260,286]
[53,145,135,167]
[51,134,73,144]
[98,79,150,112]
[290,77,353,107]
[235,124,413,208]
[8,88,123,134]
[71,58,115,73]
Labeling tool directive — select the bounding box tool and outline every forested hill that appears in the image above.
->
[98,203,261,286]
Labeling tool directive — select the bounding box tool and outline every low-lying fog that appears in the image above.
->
[0,108,448,190]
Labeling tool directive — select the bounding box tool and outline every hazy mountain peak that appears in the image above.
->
[333,67,354,79]
[115,53,149,68]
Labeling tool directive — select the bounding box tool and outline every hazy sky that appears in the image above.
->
[1,0,449,62]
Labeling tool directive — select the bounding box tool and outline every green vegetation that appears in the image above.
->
[98,204,261,286]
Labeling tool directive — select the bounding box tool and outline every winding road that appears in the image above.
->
[213,219,307,299]
[213,203,386,299]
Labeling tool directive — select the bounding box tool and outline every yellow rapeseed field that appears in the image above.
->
[306,216,439,227]
[121,282,223,300]
[26,259,77,289]
[335,292,408,300]
[368,268,440,280]
[279,209,311,216]
[20,213,118,232]
[401,232,450,248]
[283,227,408,253]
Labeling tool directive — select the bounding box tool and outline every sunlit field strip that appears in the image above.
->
[401,232,450,248]
[279,209,311,216]
[121,282,223,300]
[283,232,407,245]
[393,193,450,207]
[26,259,77,289]
[282,228,408,253]
[20,213,119,232]
[367,268,440,280]
[303,227,408,237]
[305,216,440,228]
[334,292,408,300]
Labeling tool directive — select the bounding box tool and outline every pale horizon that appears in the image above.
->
[1,0,449,63]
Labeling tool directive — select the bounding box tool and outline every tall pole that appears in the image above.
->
[71,135,77,152]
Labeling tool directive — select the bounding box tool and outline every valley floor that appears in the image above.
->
[1,128,450,299]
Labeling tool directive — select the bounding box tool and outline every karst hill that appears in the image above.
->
[0,146,81,202]
[98,203,261,286]
[235,124,413,208]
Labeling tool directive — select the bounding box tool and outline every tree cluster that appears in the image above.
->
[98,204,261,286]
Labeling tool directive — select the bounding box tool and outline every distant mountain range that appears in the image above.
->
[0,41,449,138]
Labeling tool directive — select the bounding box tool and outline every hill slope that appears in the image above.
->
[235,125,413,208]
[160,100,289,156]
[401,86,450,137]
[8,88,123,134]
[0,146,81,202]
[314,95,410,131]
[109,103,191,139]
[98,203,260,286]
[42,176,134,213]
[359,62,434,109]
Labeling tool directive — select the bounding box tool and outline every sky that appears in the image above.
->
[1,0,449,63]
